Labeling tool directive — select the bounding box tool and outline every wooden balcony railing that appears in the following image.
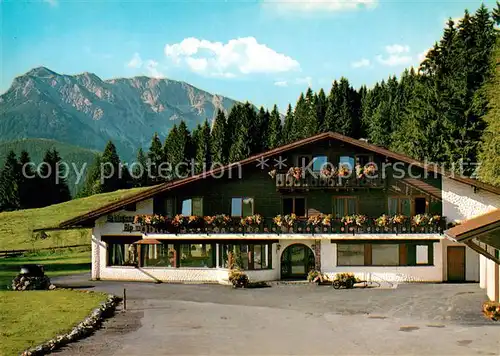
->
[135,216,445,235]
[275,173,385,189]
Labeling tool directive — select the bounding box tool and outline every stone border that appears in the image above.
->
[21,292,121,356]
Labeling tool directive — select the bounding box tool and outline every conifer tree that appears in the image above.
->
[193,121,211,174]
[0,151,20,211]
[211,109,228,165]
[79,155,102,197]
[316,88,327,131]
[254,107,270,153]
[283,104,294,144]
[133,148,149,187]
[38,149,71,205]
[291,93,307,140]
[229,103,255,162]
[148,132,164,183]
[267,104,282,149]
[165,121,192,177]
[100,141,122,193]
[322,80,341,133]
[18,150,38,209]
[303,88,319,137]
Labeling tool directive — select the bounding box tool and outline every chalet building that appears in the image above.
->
[57,132,500,285]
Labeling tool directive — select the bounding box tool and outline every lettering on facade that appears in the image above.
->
[107,215,135,223]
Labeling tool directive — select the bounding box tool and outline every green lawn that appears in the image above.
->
[0,187,149,251]
[0,248,91,290]
[0,289,108,356]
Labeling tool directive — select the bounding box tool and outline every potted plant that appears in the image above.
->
[363,163,377,177]
[375,214,391,227]
[228,269,249,288]
[273,213,296,232]
[412,214,430,227]
[240,214,263,232]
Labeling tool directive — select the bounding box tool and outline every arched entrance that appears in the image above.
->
[280,244,315,280]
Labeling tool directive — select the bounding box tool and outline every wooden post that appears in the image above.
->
[123,288,127,310]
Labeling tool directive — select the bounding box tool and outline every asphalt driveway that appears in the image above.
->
[52,274,500,356]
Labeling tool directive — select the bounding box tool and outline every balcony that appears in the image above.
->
[274,173,385,190]
[133,216,446,236]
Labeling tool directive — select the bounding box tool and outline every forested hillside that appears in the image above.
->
[0,139,97,195]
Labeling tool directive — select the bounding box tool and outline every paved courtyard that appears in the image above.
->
[52,274,499,356]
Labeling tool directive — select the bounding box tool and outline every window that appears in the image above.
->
[181,197,203,216]
[140,244,176,267]
[406,243,433,266]
[108,243,137,266]
[231,197,254,217]
[355,154,372,167]
[283,197,306,216]
[337,244,365,266]
[414,197,427,215]
[372,244,399,266]
[336,242,434,267]
[180,244,214,267]
[219,244,271,270]
[332,197,357,217]
[388,197,411,216]
[312,156,328,171]
[124,203,136,212]
[153,197,175,216]
[339,156,355,172]
[297,155,311,168]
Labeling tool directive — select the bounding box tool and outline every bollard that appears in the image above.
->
[123,288,127,310]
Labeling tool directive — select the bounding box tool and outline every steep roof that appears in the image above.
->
[58,131,500,228]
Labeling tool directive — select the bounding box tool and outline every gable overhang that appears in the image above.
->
[445,209,500,264]
[58,131,500,229]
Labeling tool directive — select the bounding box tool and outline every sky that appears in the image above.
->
[1,0,497,110]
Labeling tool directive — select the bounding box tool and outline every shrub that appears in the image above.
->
[483,301,500,321]
[228,269,249,288]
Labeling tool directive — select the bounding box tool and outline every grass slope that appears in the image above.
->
[0,289,107,355]
[0,186,149,251]
[0,138,99,196]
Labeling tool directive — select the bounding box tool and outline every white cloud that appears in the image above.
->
[127,53,143,69]
[274,81,288,87]
[125,53,164,78]
[274,76,312,87]
[376,44,412,66]
[164,37,300,78]
[295,76,312,87]
[145,60,164,78]
[385,44,410,54]
[43,0,58,6]
[351,58,370,68]
[262,0,377,12]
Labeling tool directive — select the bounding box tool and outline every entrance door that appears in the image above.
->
[280,244,315,279]
[447,246,466,282]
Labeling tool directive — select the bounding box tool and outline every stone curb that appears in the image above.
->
[20,292,121,356]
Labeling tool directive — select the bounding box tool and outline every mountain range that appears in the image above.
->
[0,67,240,162]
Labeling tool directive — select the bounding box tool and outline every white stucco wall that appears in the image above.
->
[442,177,500,223]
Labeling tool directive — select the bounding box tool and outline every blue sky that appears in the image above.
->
[1,0,497,110]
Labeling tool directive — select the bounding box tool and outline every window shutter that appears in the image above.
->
[388,197,398,215]
[192,197,203,216]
